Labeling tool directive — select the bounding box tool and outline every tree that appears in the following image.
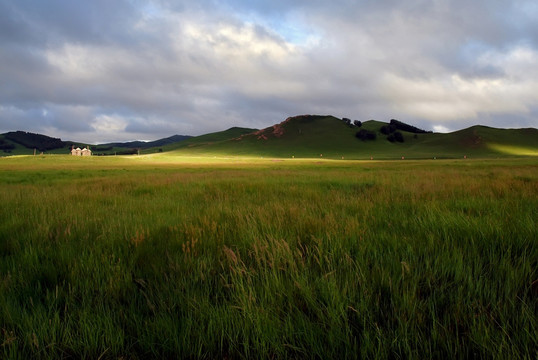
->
[387,131,404,143]
[380,125,396,135]
[354,120,362,127]
[356,129,376,141]
[0,143,15,150]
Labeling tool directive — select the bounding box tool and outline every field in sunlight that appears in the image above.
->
[488,143,538,156]
[1,155,536,358]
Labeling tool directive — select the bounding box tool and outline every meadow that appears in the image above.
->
[0,155,536,359]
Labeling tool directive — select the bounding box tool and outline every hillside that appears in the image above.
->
[0,132,192,156]
[166,115,538,159]
[162,127,259,152]
[2,116,537,158]
[0,131,66,155]
[99,135,192,149]
[168,116,370,157]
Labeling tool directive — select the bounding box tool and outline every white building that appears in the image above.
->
[71,147,91,156]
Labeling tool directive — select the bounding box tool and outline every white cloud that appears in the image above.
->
[377,46,538,124]
[1,0,538,142]
[433,125,451,133]
[92,114,128,133]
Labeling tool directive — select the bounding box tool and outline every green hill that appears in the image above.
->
[0,132,193,156]
[168,115,371,158]
[0,131,66,155]
[162,127,259,152]
[2,116,536,159]
[166,115,538,159]
[99,135,191,150]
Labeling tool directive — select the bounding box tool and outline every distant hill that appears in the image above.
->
[2,131,65,152]
[0,132,192,156]
[92,135,192,154]
[98,135,192,149]
[2,116,536,158]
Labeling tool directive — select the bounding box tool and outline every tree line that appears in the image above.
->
[347,117,431,143]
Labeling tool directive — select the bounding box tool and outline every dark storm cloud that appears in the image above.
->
[0,0,536,142]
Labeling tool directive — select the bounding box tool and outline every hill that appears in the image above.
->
[0,131,65,154]
[168,115,368,157]
[0,132,192,156]
[2,116,536,158]
[166,115,538,159]
[162,127,259,152]
[98,135,192,150]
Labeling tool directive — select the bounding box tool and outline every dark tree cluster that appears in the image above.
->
[343,118,362,128]
[5,131,65,151]
[116,149,139,155]
[355,129,377,141]
[0,143,15,151]
[0,138,15,151]
[380,124,397,135]
[387,131,404,143]
[389,119,431,134]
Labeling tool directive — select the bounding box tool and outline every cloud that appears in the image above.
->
[433,125,451,133]
[0,0,537,143]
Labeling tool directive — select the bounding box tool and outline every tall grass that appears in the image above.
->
[0,156,537,358]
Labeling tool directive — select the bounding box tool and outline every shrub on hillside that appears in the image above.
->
[356,129,377,141]
[354,120,362,127]
[0,143,15,150]
[380,125,397,135]
[116,149,139,155]
[387,131,404,143]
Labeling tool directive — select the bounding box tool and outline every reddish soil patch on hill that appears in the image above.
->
[250,115,322,141]
[253,117,294,140]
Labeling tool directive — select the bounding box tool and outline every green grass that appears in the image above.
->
[0,155,537,359]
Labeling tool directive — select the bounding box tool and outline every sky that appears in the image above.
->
[1,0,537,143]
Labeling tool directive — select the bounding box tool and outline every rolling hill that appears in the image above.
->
[0,131,192,156]
[1,115,537,159]
[97,135,192,150]
[164,115,538,159]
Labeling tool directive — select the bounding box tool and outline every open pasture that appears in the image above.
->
[0,155,537,358]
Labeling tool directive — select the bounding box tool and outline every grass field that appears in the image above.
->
[0,155,537,359]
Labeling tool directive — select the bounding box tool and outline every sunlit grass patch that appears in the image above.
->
[488,143,538,156]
